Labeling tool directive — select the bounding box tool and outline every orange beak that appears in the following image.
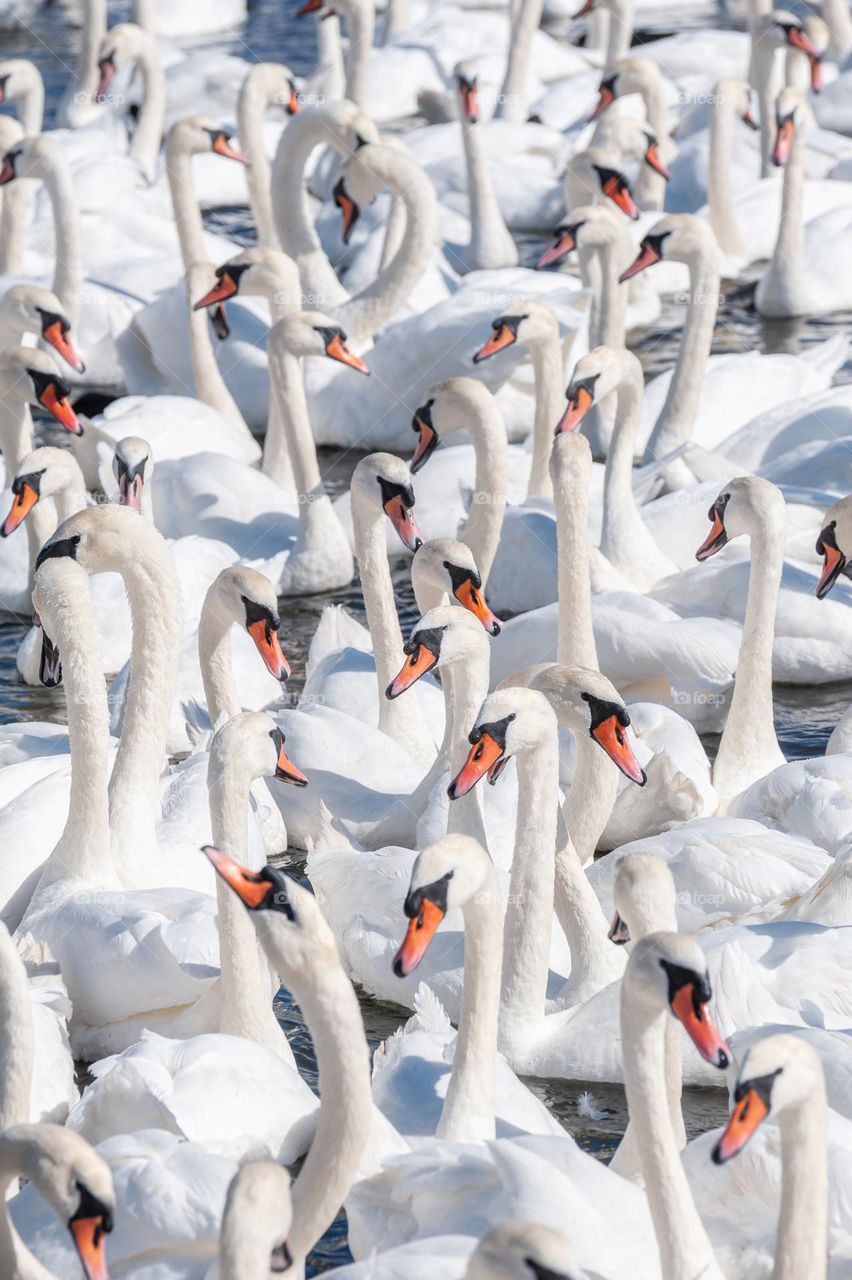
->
[619,240,662,282]
[336,187,359,244]
[473,323,516,363]
[816,541,845,599]
[70,1216,110,1280]
[274,735,309,787]
[296,0,324,12]
[0,155,16,185]
[644,142,671,181]
[786,25,820,58]
[448,732,504,799]
[555,384,593,435]
[39,383,82,435]
[1,483,39,537]
[591,713,646,785]
[601,173,640,220]
[696,509,728,561]
[203,845,275,908]
[590,83,615,120]
[193,271,239,310]
[212,132,249,165]
[608,909,630,945]
[247,618,291,681]
[809,55,824,93]
[410,415,439,473]
[383,494,423,552]
[711,1088,769,1164]
[392,898,445,976]
[773,116,795,167]
[287,85,301,114]
[536,228,578,269]
[325,332,370,374]
[459,82,480,124]
[42,319,86,374]
[96,57,115,99]
[386,642,439,698]
[453,576,501,636]
[671,984,730,1068]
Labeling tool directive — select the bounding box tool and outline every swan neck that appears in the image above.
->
[775,1088,828,1280]
[0,933,35,1133]
[452,396,508,586]
[199,600,241,726]
[43,156,82,327]
[495,0,544,121]
[709,92,745,259]
[526,334,562,500]
[767,125,805,298]
[552,451,599,669]
[166,134,206,268]
[0,399,33,479]
[238,76,280,249]
[186,280,250,431]
[129,44,166,179]
[561,732,618,864]
[342,3,373,107]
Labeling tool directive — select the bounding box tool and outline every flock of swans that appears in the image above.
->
[0,0,850,1275]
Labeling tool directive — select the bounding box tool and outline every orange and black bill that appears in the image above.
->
[211,130,249,164]
[555,381,594,435]
[473,322,517,363]
[772,114,795,167]
[591,712,646,785]
[1,481,39,537]
[711,1072,778,1164]
[448,731,505,798]
[272,728,309,786]
[193,271,240,311]
[37,378,82,435]
[203,845,278,907]
[670,981,730,1069]
[333,178,360,244]
[815,526,846,599]
[386,641,440,698]
[809,55,824,93]
[382,487,423,552]
[459,78,480,124]
[296,0,324,13]
[41,315,86,374]
[410,401,438,472]
[96,55,115,99]
[393,895,445,976]
[323,328,370,373]
[453,575,501,635]
[537,225,581,270]
[644,141,671,181]
[247,617,291,681]
[286,81,301,114]
[696,503,728,562]
[69,1213,110,1280]
[619,236,664,282]
[0,152,17,185]
[590,78,616,121]
[608,910,630,945]
[595,166,640,220]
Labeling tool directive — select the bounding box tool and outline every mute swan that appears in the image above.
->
[590,56,673,210]
[66,714,320,1165]
[0,282,85,378]
[450,63,519,272]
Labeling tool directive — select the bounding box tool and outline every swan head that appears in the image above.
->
[270,312,370,373]
[387,605,488,699]
[619,212,717,281]
[771,12,824,91]
[0,134,57,186]
[203,847,341,970]
[210,712,307,790]
[410,377,497,472]
[35,503,171,577]
[220,1159,293,1278]
[473,300,558,362]
[393,834,493,977]
[771,86,807,166]
[0,283,85,373]
[112,436,152,514]
[0,58,41,105]
[192,248,300,320]
[332,141,405,244]
[449,686,556,798]
[554,345,641,435]
[454,61,480,124]
[569,148,641,221]
[244,60,302,116]
[530,665,646,785]
[1,447,83,538]
[167,116,248,165]
[696,476,786,562]
[815,494,852,598]
[625,931,730,1069]
[1,1124,114,1280]
[0,347,80,434]
[96,21,154,98]
[714,77,759,130]
[412,539,501,634]
[207,564,291,682]
[594,118,671,182]
[467,1223,582,1280]
[712,1032,823,1164]
[590,55,664,122]
[609,851,677,947]
[537,202,626,270]
[351,453,423,552]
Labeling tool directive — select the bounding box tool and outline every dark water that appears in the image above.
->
[3,0,850,1273]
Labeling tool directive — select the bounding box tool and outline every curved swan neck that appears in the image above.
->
[643,242,720,465]
[266,334,321,497]
[774,1084,828,1280]
[438,864,500,1142]
[621,990,724,1280]
[106,528,184,886]
[238,68,284,249]
[554,834,622,1002]
[499,736,558,1041]
[561,732,618,865]
[461,120,517,269]
[127,36,166,179]
[526,333,563,500]
[165,131,207,268]
[551,440,599,670]
[495,0,544,122]
[709,89,746,260]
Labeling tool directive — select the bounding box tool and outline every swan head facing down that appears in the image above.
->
[0,347,80,434]
[530,665,647,785]
[0,283,85,373]
[554,345,641,435]
[695,475,786,562]
[449,686,556,798]
[1,446,82,538]
[96,21,155,98]
[332,141,407,244]
[454,61,480,124]
[591,55,665,121]
[409,376,498,473]
[537,202,626,270]
[467,1222,582,1280]
[770,12,824,91]
[192,247,301,321]
[387,604,489,699]
[568,147,641,222]
[393,833,492,976]
[473,299,559,363]
[609,851,677,946]
[0,133,60,187]
[209,711,308,791]
[351,452,423,552]
[619,212,718,282]
[771,86,807,167]
[815,494,852,599]
[269,311,370,373]
[412,538,502,633]
[243,60,301,116]
[167,115,248,165]
[1,1123,114,1280]
[208,564,291,682]
[625,931,730,1069]
[112,436,152,514]
[712,1033,823,1164]
[219,1158,293,1279]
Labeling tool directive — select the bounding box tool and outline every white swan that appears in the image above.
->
[449,62,519,272]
